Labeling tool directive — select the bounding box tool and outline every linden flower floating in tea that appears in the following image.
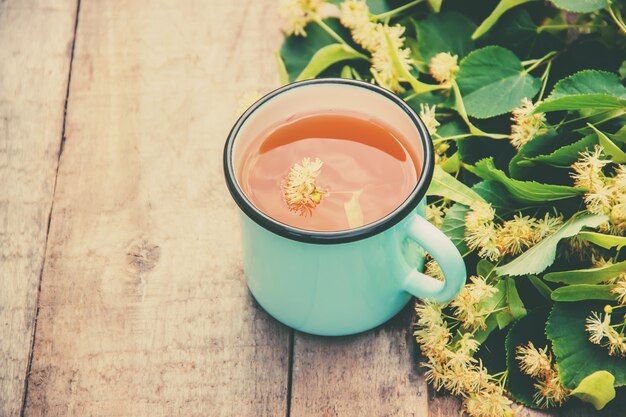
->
[281,157,324,216]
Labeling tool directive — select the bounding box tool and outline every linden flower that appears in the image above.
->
[450,275,498,330]
[279,0,328,36]
[605,325,626,357]
[466,201,495,230]
[498,214,537,256]
[612,279,626,305]
[340,0,379,51]
[463,390,516,417]
[509,98,547,150]
[516,342,553,379]
[429,52,459,84]
[609,201,626,235]
[533,213,563,242]
[465,201,501,261]
[419,104,440,136]
[371,24,413,93]
[584,183,613,215]
[426,202,445,228]
[424,259,445,281]
[281,157,324,215]
[586,309,626,356]
[571,145,609,191]
[534,374,569,408]
[586,311,612,345]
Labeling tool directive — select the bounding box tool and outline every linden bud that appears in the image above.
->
[604,305,613,314]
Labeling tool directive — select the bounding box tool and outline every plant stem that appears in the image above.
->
[383,29,443,94]
[432,134,475,143]
[313,17,349,45]
[538,61,552,101]
[450,81,509,139]
[373,0,424,20]
[536,23,602,33]
[607,4,626,35]
[522,51,557,74]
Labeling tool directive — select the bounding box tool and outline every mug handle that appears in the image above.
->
[401,213,466,304]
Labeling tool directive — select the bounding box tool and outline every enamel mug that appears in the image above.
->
[224,78,466,336]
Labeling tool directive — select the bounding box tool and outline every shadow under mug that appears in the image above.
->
[224,78,466,336]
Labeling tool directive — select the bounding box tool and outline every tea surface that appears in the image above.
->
[239,111,420,231]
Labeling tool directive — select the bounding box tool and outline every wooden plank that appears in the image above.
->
[24,1,289,416]
[290,307,431,416]
[0,1,78,416]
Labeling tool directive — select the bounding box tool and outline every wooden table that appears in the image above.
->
[0,1,620,416]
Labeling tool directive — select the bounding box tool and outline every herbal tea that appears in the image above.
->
[238,111,420,231]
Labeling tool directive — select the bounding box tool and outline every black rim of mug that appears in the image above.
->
[223,78,435,245]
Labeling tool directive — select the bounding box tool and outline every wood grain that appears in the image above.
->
[24,1,289,416]
[0,1,78,416]
[290,307,431,417]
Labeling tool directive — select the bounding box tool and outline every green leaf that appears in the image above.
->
[456,46,540,118]
[536,95,626,112]
[551,285,617,302]
[528,275,552,299]
[550,0,609,13]
[496,214,608,276]
[474,314,499,344]
[579,232,626,250]
[472,0,537,40]
[506,277,527,319]
[588,124,626,163]
[466,158,584,204]
[440,152,460,173]
[441,203,470,254]
[427,0,443,12]
[571,371,616,410]
[427,166,485,205]
[612,124,626,144]
[484,280,511,329]
[275,51,289,85]
[505,308,550,407]
[477,259,497,278]
[545,260,626,285]
[547,301,626,389]
[280,19,353,81]
[536,70,626,113]
[296,44,368,81]
[521,134,597,167]
[472,181,514,212]
[414,12,475,62]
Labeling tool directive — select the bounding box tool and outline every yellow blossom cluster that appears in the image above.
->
[426,202,446,228]
[278,0,339,36]
[340,0,412,92]
[281,157,324,215]
[419,104,440,136]
[515,342,569,408]
[424,259,444,281]
[465,202,563,261]
[509,98,547,150]
[586,306,626,357]
[571,146,626,235]
[429,52,459,85]
[414,302,519,417]
[450,275,498,330]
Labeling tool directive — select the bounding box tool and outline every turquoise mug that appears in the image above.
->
[224,78,466,336]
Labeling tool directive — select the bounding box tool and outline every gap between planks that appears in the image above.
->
[19,0,82,415]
